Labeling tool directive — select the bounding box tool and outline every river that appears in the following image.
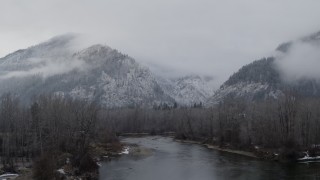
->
[99,136,320,180]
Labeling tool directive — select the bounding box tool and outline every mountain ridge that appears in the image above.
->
[207,30,320,105]
[0,34,213,107]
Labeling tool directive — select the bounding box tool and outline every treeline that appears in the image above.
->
[0,93,113,179]
[1,91,320,177]
[103,92,320,159]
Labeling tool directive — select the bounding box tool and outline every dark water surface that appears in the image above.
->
[99,136,320,180]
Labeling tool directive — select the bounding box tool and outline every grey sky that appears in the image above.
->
[1,0,320,87]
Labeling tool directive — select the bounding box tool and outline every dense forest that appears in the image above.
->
[104,90,320,161]
[1,91,320,179]
[0,94,118,179]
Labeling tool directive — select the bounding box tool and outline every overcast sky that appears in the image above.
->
[1,0,320,86]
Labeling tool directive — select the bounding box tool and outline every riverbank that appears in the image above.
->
[1,139,153,179]
[122,136,259,158]
[99,136,320,179]
[175,138,320,163]
[0,141,126,180]
[124,144,154,157]
[116,135,320,163]
[175,139,258,158]
[121,136,257,159]
[119,134,258,159]
[0,160,32,179]
[120,132,176,138]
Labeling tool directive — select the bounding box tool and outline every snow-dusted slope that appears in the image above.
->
[71,44,174,107]
[0,35,174,107]
[207,81,283,105]
[207,31,320,105]
[157,75,215,105]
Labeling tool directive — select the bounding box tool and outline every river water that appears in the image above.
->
[99,136,320,180]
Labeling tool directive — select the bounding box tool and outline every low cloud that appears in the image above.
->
[0,57,86,79]
[0,35,89,80]
[1,0,320,90]
[275,41,320,82]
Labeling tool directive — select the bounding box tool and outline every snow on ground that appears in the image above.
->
[57,168,66,175]
[297,152,320,162]
[119,147,130,155]
[298,156,320,161]
[0,173,19,179]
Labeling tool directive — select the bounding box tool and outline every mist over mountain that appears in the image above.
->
[207,31,320,105]
[1,30,320,107]
[275,31,320,82]
[0,34,215,107]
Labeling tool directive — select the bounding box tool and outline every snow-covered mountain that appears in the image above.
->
[0,34,217,107]
[207,31,320,105]
[7,31,320,107]
[0,34,175,107]
[157,75,214,105]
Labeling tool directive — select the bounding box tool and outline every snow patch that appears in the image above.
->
[0,173,19,179]
[297,152,320,162]
[57,168,66,175]
[119,147,130,155]
[298,156,320,161]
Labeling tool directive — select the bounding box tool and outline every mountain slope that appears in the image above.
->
[0,35,174,107]
[157,75,214,105]
[207,31,320,105]
[207,57,283,104]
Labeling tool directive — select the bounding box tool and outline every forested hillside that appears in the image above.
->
[208,31,320,104]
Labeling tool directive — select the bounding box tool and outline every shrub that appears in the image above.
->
[79,153,98,173]
[33,153,57,180]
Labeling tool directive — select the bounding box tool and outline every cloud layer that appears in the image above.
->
[1,0,320,88]
[275,41,320,82]
[0,57,86,80]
